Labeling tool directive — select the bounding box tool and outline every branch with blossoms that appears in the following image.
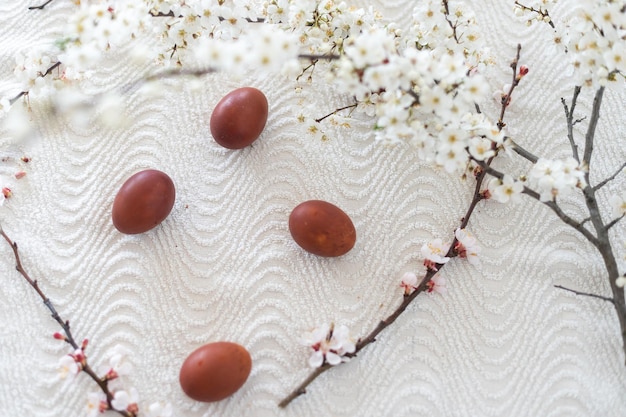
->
[279,40,526,407]
[0,228,172,417]
[475,83,626,358]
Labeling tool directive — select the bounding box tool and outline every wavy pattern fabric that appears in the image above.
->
[0,1,625,417]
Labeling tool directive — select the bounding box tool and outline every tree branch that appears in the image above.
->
[606,215,624,231]
[279,44,527,407]
[497,44,522,130]
[28,0,54,10]
[582,87,605,171]
[562,85,582,163]
[476,160,599,245]
[594,161,626,191]
[554,284,615,304]
[315,103,357,123]
[507,137,539,164]
[0,228,131,417]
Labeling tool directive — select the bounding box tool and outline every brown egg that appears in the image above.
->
[112,169,175,234]
[179,342,252,402]
[210,87,268,149]
[289,200,357,257]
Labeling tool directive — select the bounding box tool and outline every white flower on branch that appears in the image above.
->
[421,238,451,271]
[488,175,524,204]
[426,274,447,294]
[529,157,586,202]
[401,272,418,296]
[300,323,356,368]
[58,353,81,379]
[86,391,108,417]
[111,387,140,414]
[101,343,133,381]
[454,228,480,265]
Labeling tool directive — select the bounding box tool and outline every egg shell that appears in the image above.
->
[210,87,268,149]
[179,342,252,402]
[112,169,175,234]
[289,200,357,257]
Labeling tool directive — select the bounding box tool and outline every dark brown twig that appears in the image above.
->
[514,1,555,28]
[0,228,132,417]
[554,285,614,304]
[315,103,358,123]
[28,0,54,10]
[497,44,522,130]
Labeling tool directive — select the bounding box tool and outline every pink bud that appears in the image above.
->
[519,65,529,76]
[2,187,12,198]
[14,171,26,179]
[81,339,89,350]
[53,332,66,340]
[20,156,30,163]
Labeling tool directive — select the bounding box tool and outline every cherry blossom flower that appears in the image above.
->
[86,392,108,417]
[111,387,139,414]
[616,276,626,289]
[300,323,356,368]
[401,272,419,295]
[102,344,133,381]
[529,157,586,202]
[488,175,524,204]
[454,228,480,265]
[421,238,451,270]
[58,354,81,379]
[426,274,447,294]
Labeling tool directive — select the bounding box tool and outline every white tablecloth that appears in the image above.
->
[1,1,625,416]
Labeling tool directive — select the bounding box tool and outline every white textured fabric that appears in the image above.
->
[0,1,625,417]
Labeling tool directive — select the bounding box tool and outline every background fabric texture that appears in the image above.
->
[0,1,625,416]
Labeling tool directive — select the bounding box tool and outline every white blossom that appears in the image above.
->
[401,272,419,295]
[111,387,139,413]
[300,323,356,368]
[86,392,108,417]
[421,238,451,270]
[488,175,524,204]
[454,228,480,265]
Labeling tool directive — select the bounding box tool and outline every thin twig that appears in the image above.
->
[28,0,54,10]
[298,54,341,61]
[0,228,131,417]
[554,285,614,304]
[497,44,522,130]
[507,137,539,164]
[514,1,555,28]
[562,86,582,163]
[594,161,626,191]
[582,87,605,171]
[315,103,357,123]
[606,215,624,231]
[442,0,460,43]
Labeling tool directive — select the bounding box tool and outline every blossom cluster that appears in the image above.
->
[517,0,626,86]
[55,338,172,416]
[300,323,355,368]
[528,157,586,202]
